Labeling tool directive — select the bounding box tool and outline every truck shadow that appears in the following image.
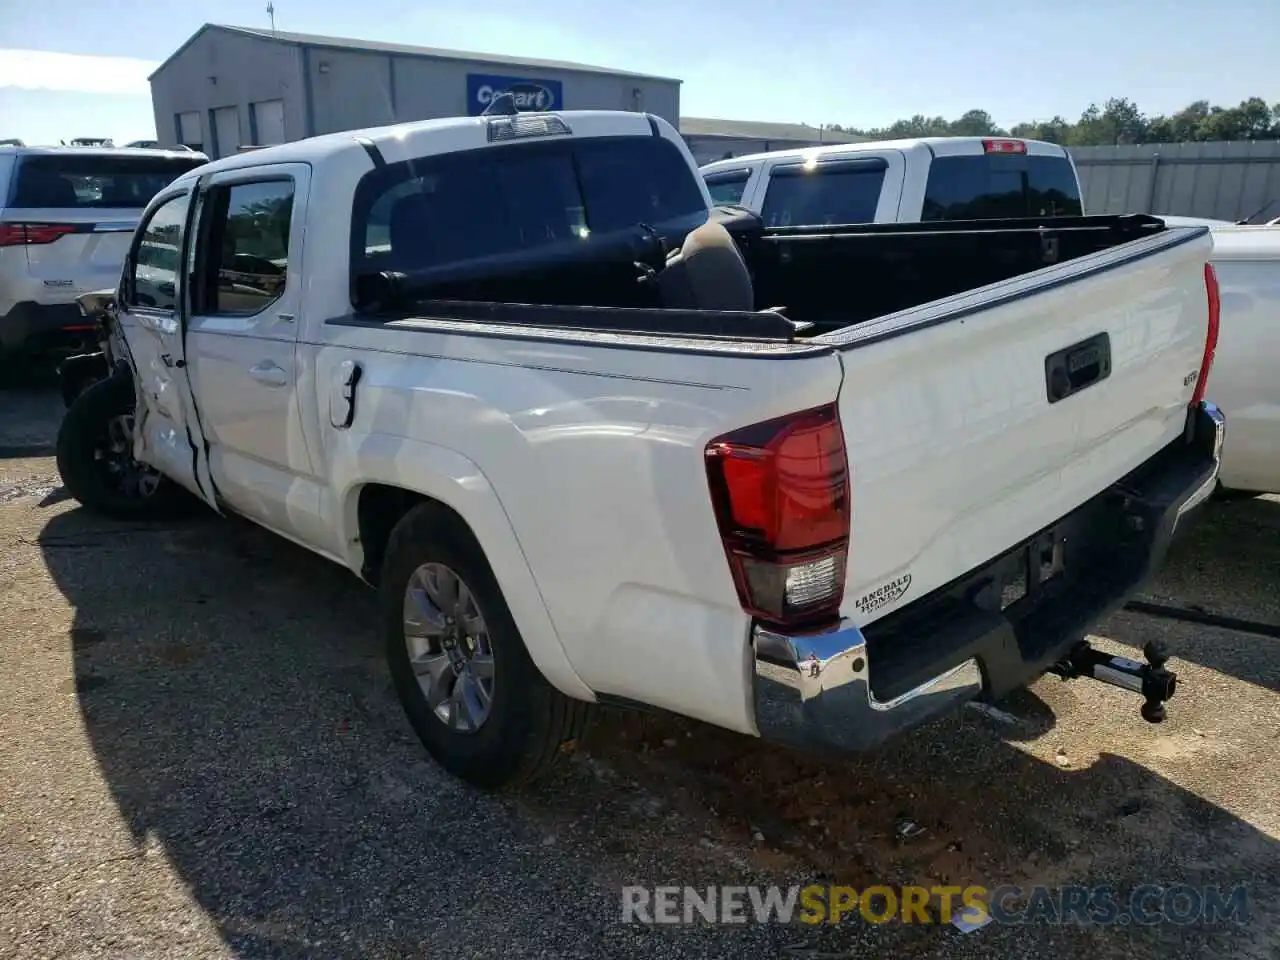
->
[1127,494,1280,693]
[0,383,63,458]
[39,505,1278,959]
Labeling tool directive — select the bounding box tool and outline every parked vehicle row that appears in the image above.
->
[55,106,1224,792]
[698,136,1084,226]
[0,144,208,375]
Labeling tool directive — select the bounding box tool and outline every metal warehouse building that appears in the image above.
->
[680,118,864,166]
[149,23,682,158]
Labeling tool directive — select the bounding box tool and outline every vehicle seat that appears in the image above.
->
[656,220,756,313]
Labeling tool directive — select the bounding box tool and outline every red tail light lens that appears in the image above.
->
[1192,262,1220,406]
[982,139,1027,154]
[0,223,78,246]
[705,404,850,628]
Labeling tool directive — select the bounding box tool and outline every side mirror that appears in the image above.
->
[76,289,118,321]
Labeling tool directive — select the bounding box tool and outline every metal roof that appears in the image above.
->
[679,117,864,144]
[149,23,681,84]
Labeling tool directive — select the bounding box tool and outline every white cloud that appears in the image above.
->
[0,49,159,96]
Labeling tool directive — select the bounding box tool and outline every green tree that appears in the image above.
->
[947,109,1005,137]
[1010,115,1072,144]
[831,96,1279,146]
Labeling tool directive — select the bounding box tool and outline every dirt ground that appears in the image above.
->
[1,383,1277,959]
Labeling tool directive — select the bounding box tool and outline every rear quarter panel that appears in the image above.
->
[309,322,846,735]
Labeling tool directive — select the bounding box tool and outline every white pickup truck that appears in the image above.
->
[699,136,1083,226]
[56,106,1224,791]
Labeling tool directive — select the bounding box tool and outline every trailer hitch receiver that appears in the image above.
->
[1048,640,1177,723]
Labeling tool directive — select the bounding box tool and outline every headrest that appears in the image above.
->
[657,220,755,312]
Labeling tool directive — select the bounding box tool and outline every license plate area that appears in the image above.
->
[1046,332,1111,403]
[1000,529,1067,611]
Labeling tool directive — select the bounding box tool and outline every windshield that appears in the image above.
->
[9,154,205,209]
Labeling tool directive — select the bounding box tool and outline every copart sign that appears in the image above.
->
[466,73,564,115]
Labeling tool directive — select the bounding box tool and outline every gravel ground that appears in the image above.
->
[1,384,1277,959]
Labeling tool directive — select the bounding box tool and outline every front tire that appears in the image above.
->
[381,502,590,790]
[55,371,194,520]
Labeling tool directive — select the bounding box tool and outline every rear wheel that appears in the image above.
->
[381,502,590,789]
[55,371,195,520]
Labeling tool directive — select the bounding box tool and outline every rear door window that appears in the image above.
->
[703,168,752,206]
[8,154,204,209]
[202,179,295,316]
[760,160,886,227]
[922,154,1083,220]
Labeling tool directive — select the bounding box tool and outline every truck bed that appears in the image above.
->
[353,213,1181,343]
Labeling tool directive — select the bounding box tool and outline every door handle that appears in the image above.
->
[248,360,289,388]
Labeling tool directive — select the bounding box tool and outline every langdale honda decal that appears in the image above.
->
[855,573,912,617]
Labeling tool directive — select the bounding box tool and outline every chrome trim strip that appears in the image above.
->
[751,620,983,753]
[1174,401,1225,524]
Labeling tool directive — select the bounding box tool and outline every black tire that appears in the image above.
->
[381,502,591,790]
[55,371,196,521]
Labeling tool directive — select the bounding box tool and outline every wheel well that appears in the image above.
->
[356,484,427,583]
[57,353,114,407]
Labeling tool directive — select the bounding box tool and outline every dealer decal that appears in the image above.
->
[855,573,912,617]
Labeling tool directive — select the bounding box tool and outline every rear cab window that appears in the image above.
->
[351,134,708,289]
[6,154,205,209]
[921,150,1083,220]
[759,159,888,227]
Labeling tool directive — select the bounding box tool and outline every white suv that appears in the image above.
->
[0,145,207,371]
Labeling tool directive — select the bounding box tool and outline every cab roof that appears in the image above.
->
[699,136,1070,172]
[169,110,677,184]
[0,144,207,160]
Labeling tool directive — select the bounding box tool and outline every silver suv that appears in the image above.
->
[0,145,207,369]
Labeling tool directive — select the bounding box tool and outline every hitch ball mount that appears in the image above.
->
[1048,639,1177,723]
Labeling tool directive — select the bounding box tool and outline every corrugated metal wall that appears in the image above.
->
[1069,140,1280,221]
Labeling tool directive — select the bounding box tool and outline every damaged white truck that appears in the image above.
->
[56,104,1225,790]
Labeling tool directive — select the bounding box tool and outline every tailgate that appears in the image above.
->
[830,226,1213,624]
[6,207,137,299]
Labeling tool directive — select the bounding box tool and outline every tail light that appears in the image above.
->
[0,223,79,246]
[982,139,1027,154]
[1191,263,1220,406]
[704,404,850,628]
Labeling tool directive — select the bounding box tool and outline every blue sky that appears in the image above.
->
[1,0,1276,144]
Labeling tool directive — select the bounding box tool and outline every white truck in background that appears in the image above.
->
[1154,218,1280,495]
[699,136,1083,226]
[1190,224,1280,495]
[56,106,1224,791]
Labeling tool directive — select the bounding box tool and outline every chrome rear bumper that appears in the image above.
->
[752,622,982,752]
[751,400,1225,754]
